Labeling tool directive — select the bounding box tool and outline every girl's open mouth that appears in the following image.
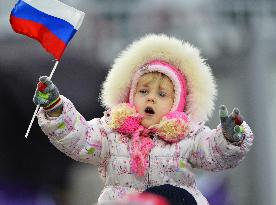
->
[145,106,155,114]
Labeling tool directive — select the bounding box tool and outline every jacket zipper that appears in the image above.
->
[147,134,155,189]
[147,154,150,189]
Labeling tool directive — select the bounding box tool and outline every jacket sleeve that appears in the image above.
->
[187,121,254,171]
[37,95,110,166]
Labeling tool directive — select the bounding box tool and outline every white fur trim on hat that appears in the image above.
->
[100,34,217,122]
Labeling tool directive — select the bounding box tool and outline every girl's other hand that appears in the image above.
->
[219,105,244,143]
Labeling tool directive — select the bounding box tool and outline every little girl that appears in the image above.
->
[34,34,254,205]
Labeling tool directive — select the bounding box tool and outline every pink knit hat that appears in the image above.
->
[129,60,187,112]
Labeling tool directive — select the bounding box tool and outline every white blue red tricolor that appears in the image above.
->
[10,0,85,60]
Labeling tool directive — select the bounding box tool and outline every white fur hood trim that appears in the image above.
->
[100,34,217,122]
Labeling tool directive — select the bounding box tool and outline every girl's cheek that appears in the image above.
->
[134,103,141,113]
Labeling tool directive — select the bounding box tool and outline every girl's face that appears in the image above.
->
[134,73,175,128]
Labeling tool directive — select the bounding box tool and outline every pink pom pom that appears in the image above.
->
[116,115,143,134]
[156,111,190,143]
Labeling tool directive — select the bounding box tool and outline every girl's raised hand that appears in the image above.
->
[219,105,244,143]
[33,76,61,111]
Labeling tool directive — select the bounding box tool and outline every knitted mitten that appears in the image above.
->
[219,105,244,144]
[33,76,63,113]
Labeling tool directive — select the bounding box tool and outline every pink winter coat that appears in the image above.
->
[37,96,254,205]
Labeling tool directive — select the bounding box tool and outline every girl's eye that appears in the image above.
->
[139,89,148,94]
[159,91,167,97]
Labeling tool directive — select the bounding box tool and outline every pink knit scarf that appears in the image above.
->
[129,126,155,176]
[106,103,189,177]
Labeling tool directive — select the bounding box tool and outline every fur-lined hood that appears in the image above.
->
[100,34,217,122]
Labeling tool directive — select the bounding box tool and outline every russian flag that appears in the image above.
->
[10,0,85,60]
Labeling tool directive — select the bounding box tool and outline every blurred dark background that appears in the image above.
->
[1,0,276,205]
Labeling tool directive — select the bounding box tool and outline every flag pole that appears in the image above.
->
[25,60,60,138]
[49,60,59,79]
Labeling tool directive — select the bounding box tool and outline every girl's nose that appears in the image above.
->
[147,95,155,103]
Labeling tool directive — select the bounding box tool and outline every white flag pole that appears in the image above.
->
[49,60,60,79]
[25,60,60,138]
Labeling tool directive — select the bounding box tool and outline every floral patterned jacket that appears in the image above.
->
[37,96,254,205]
